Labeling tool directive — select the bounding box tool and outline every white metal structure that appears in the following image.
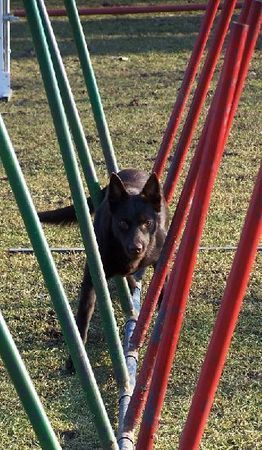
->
[0,0,11,100]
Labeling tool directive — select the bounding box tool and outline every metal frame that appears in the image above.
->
[0,0,11,99]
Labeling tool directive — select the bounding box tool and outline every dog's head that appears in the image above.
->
[107,172,162,261]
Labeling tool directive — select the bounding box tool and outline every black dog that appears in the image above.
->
[39,169,169,350]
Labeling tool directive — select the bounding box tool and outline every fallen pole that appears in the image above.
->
[118,281,141,450]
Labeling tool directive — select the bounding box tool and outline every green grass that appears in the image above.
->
[0,1,261,449]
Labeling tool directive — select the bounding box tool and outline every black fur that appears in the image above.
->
[38,169,169,366]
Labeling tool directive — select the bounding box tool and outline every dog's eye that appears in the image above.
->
[119,220,129,230]
[144,220,152,228]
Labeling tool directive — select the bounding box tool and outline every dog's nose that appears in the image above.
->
[128,243,143,255]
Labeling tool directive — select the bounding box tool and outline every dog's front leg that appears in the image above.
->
[75,262,96,344]
[66,262,96,373]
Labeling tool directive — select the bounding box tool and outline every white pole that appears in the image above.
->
[0,0,12,100]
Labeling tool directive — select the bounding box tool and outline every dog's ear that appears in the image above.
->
[108,173,128,210]
[141,173,161,212]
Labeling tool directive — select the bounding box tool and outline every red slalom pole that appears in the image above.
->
[129,0,257,354]
[179,4,262,447]
[125,113,221,434]
[128,3,261,419]
[125,118,212,433]
[13,3,243,18]
[129,0,242,353]
[129,112,210,352]
[163,0,238,204]
[131,0,261,359]
[179,162,262,449]
[227,0,262,135]
[125,140,203,428]
[239,0,253,21]
[136,23,248,450]
[125,104,214,435]
[153,0,220,178]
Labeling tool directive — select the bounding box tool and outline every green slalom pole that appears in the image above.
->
[63,0,118,175]
[36,0,134,318]
[23,0,129,390]
[62,0,134,314]
[36,0,102,209]
[0,115,118,450]
[0,310,61,450]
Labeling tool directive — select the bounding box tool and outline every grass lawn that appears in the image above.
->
[0,1,261,449]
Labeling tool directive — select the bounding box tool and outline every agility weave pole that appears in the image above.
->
[23,1,130,393]
[60,0,138,337]
[28,2,142,447]
[35,0,133,318]
[1,0,139,447]
[0,115,118,449]
[129,0,248,355]
[1,1,260,448]
[163,0,239,200]
[0,308,61,450]
[179,162,262,448]
[0,1,131,447]
[124,0,261,443]
[153,0,221,177]
[136,21,249,448]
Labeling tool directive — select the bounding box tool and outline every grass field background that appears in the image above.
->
[0,1,261,449]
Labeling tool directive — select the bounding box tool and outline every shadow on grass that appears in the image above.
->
[12,14,204,59]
